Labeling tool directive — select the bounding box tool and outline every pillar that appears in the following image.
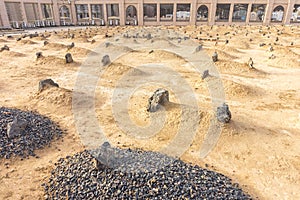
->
[157,3,160,23]
[70,1,77,25]
[138,0,144,26]
[20,1,28,23]
[173,3,177,24]
[228,3,234,24]
[190,0,197,25]
[246,3,252,24]
[209,2,216,25]
[103,3,107,25]
[52,0,60,25]
[119,0,125,25]
[264,0,275,25]
[88,3,92,21]
[285,0,296,24]
[0,0,11,28]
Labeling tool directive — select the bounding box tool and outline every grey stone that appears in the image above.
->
[195,45,203,52]
[202,70,209,80]
[65,53,73,63]
[38,79,59,92]
[248,57,254,69]
[7,117,28,138]
[217,103,231,123]
[147,89,169,112]
[212,52,218,62]
[102,55,111,66]
[67,42,75,50]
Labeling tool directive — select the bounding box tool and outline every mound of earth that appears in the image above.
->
[43,146,251,199]
[0,107,62,159]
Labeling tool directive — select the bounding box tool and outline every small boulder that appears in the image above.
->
[44,41,49,46]
[202,70,209,80]
[7,117,28,138]
[101,55,111,66]
[147,89,169,112]
[217,103,231,123]
[65,53,73,63]
[67,42,75,50]
[212,51,218,62]
[0,45,9,52]
[36,52,43,59]
[38,79,59,92]
[195,45,203,52]
[248,57,254,69]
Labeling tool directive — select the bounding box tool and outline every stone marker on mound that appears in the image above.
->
[102,55,111,66]
[36,52,43,59]
[7,117,28,138]
[147,89,169,112]
[202,70,209,80]
[67,42,75,50]
[44,41,49,46]
[195,45,203,52]
[217,103,231,123]
[248,57,254,69]
[212,51,218,62]
[0,45,9,52]
[39,79,59,92]
[65,53,73,63]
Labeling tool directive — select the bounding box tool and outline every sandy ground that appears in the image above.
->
[0,25,299,199]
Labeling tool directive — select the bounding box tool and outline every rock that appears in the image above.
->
[269,54,276,59]
[16,38,21,41]
[91,39,96,44]
[248,57,254,69]
[105,42,110,48]
[195,45,203,52]
[0,107,62,159]
[44,41,49,46]
[7,117,28,138]
[202,70,209,80]
[29,33,38,38]
[36,52,43,59]
[0,45,9,52]
[217,103,231,123]
[147,89,169,112]
[101,55,111,66]
[67,42,75,50]
[146,33,151,40]
[65,53,73,63]
[225,39,229,44]
[269,46,273,52]
[38,79,59,92]
[212,52,218,62]
[259,43,266,47]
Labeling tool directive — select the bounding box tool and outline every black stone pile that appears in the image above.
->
[0,107,62,159]
[43,143,251,199]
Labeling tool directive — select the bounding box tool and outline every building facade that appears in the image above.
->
[0,0,300,29]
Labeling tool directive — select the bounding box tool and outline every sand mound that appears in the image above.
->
[0,38,8,43]
[44,42,67,49]
[35,55,66,65]
[216,60,267,77]
[267,57,300,68]
[216,45,243,54]
[73,37,89,43]
[103,62,133,76]
[68,47,92,55]
[18,39,37,45]
[106,43,133,52]
[30,87,73,108]
[206,49,238,60]
[223,79,260,98]
[0,50,26,57]
[146,49,181,60]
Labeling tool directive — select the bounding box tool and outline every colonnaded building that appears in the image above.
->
[0,0,300,29]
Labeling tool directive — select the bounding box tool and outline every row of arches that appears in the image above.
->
[58,4,288,26]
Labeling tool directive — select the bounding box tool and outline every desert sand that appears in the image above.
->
[0,25,299,199]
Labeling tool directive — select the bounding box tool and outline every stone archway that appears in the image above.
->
[271,5,285,22]
[125,5,138,25]
[197,5,208,21]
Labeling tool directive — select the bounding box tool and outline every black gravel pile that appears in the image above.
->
[0,107,62,159]
[43,144,251,199]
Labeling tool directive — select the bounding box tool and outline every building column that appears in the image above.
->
[20,1,28,23]
[190,0,197,25]
[103,3,107,25]
[209,2,216,25]
[246,3,252,24]
[37,3,43,20]
[0,0,11,28]
[228,3,234,24]
[119,0,125,25]
[88,4,92,21]
[173,3,177,24]
[138,0,143,26]
[52,0,60,25]
[70,2,77,25]
[157,3,160,23]
[264,0,274,25]
[284,0,296,24]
